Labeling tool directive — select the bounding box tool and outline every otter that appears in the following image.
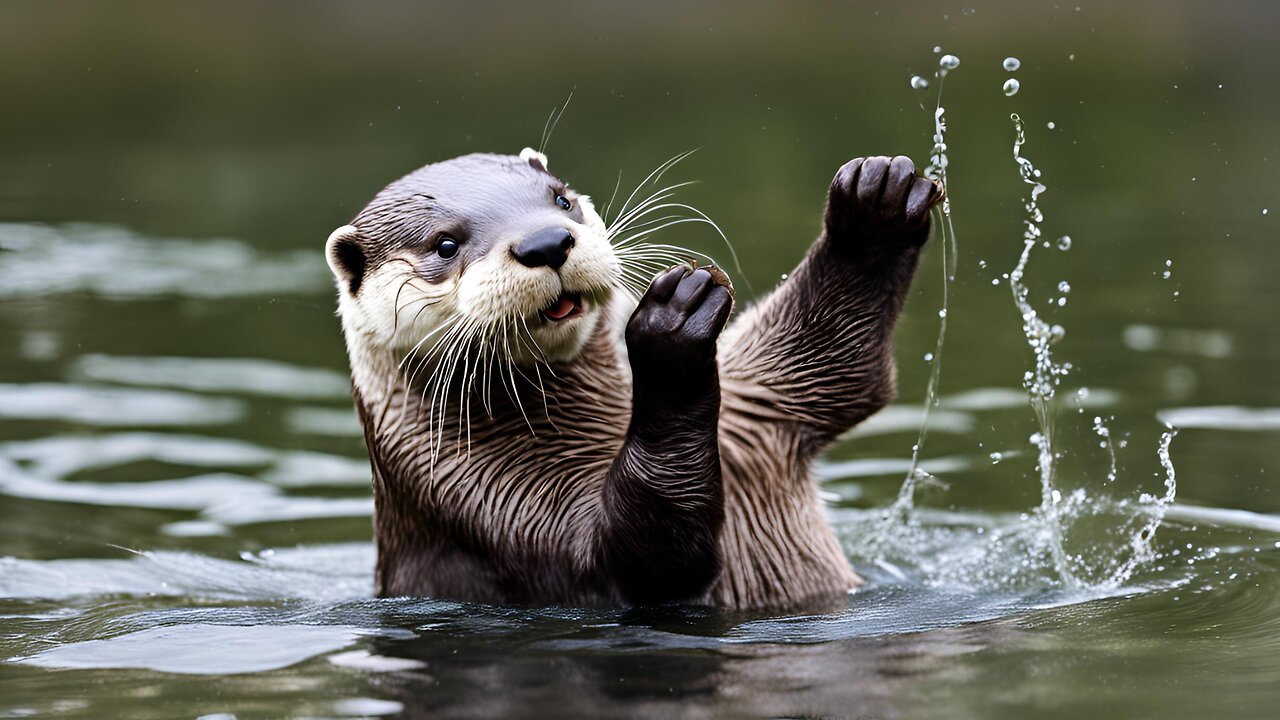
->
[325,148,940,610]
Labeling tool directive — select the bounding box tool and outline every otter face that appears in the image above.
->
[326,149,620,369]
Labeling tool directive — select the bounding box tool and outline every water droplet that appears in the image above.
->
[910,75,929,90]
[1051,489,1062,504]
[780,272,788,280]
[923,352,934,362]
[1002,79,1021,96]
[938,309,947,318]
[989,452,1004,463]
[1047,121,1056,129]
[1056,235,1072,250]
[933,46,942,54]
[1162,271,1172,280]
[1003,57,1021,72]
[1265,208,1270,215]
[991,278,1000,286]
[939,54,960,71]
[1057,281,1071,293]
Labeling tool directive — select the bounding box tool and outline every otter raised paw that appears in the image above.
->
[626,266,734,376]
[825,155,942,252]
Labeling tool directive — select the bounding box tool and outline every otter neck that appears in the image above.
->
[345,322,629,460]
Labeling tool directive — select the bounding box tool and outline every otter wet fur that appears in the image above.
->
[325,148,942,610]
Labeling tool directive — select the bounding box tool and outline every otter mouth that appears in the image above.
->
[539,292,584,323]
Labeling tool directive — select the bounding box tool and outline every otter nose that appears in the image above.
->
[512,228,575,270]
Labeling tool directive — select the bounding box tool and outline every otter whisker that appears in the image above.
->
[414,318,471,413]
[401,317,468,440]
[424,323,476,463]
[615,265,664,289]
[393,294,443,338]
[514,315,557,430]
[615,251,703,280]
[398,316,463,420]
[607,187,702,242]
[461,318,505,454]
[601,169,625,227]
[612,217,722,252]
[479,321,502,418]
[607,184,698,239]
[500,318,539,435]
[538,87,574,156]
[391,277,415,335]
[611,202,723,247]
[607,212,687,239]
[609,149,699,228]
[616,202,747,291]
[616,251,695,269]
[399,314,464,373]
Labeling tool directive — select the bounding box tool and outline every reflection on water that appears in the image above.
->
[3,3,1280,717]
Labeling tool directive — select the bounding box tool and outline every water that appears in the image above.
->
[3,3,1280,718]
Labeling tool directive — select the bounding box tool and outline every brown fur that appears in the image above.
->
[331,152,938,610]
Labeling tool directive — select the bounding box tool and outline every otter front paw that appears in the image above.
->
[626,266,734,372]
[824,156,943,249]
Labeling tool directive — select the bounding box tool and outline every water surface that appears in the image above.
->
[2,2,1279,718]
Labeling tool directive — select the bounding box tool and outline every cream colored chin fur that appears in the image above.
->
[324,194,620,377]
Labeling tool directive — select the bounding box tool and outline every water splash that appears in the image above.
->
[1093,416,1119,484]
[875,51,961,543]
[861,63,1184,595]
[1007,112,1079,583]
[1103,427,1179,587]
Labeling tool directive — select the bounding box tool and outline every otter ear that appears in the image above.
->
[520,147,550,174]
[325,225,367,296]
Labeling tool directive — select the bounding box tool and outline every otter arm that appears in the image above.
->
[598,266,733,605]
[719,156,941,457]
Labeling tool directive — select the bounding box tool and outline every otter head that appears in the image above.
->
[326,149,619,374]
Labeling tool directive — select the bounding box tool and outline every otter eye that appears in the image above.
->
[436,237,459,259]
[555,194,572,211]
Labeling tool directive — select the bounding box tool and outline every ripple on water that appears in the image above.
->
[1156,406,1280,431]
[0,543,373,601]
[0,383,243,426]
[0,432,370,487]
[13,624,383,675]
[1123,323,1234,358]
[71,354,352,400]
[0,223,331,299]
[0,466,372,526]
[0,432,373,526]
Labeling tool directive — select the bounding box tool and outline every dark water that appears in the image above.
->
[2,2,1279,718]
